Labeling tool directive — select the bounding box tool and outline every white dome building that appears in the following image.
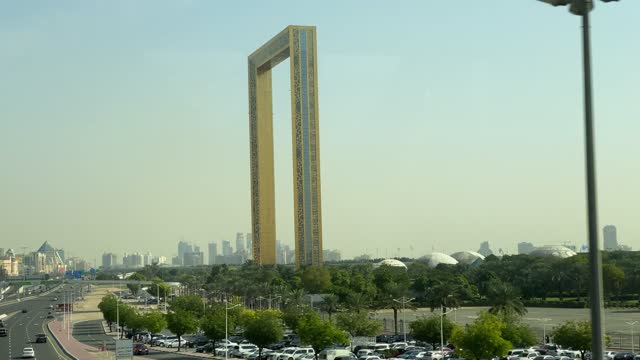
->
[530,245,577,259]
[374,258,408,270]
[450,250,485,265]
[420,253,458,268]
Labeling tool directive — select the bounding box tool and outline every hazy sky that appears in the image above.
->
[1,1,638,263]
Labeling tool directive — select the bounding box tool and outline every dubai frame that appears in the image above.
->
[248,26,323,266]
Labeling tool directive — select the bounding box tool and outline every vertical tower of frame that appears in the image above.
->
[248,26,323,266]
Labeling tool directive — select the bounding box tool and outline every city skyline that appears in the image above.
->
[1,1,639,261]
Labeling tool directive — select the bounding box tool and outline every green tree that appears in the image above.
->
[486,279,527,318]
[282,304,314,332]
[409,315,455,350]
[336,312,382,340]
[126,272,148,296]
[552,320,610,358]
[502,321,537,348]
[166,309,198,351]
[121,307,145,338]
[170,294,205,316]
[298,312,349,359]
[319,294,339,321]
[97,294,118,332]
[372,265,411,335]
[450,312,511,360]
[200,304,241,348]
[301,267,332,294]
[149,278,171,298]
[141,311,167,337]
[241,309,284,358]
[602,264,625,299]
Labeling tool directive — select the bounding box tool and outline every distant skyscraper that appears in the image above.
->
[143,252,153,266]
[194,245,201,253]
[477,241,494,257]
[183,252,204,266]
[322,249,341,262]
[178,240,192,264]
[236,233,245,254]
[518,242,535,255]
[102,253,117,269]
[603,225,618,250]
[246,233,252,258]
[222,240,233,257]
[208,242,218,265]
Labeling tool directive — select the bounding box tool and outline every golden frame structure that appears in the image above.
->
[248,25,323,266]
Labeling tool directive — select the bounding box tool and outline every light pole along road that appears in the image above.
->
[536,0,621,358]
[393,296,414,343]
[225,301,241,360]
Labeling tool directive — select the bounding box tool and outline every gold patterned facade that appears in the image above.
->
[248,26,323,266]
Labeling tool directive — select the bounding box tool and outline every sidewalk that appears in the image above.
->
[48,319,105,359]
[46,286,142,359]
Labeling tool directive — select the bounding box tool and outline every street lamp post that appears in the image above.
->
[627,321,638,353]
[540,318,552,344]
[441,307,457,353]
[536,1,621,358]
[225,302,241,360]
[393,297,414,343]
[201,289,207,314]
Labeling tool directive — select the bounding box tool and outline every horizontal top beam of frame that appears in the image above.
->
[248,25,316,72]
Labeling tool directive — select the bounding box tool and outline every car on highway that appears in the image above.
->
[0,328,7,337]
[35,333,47,343]
[22,308,28,313]
[133,343,149,355]
[22,347,36,358]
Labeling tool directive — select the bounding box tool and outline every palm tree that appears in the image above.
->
[319,294,339,321]
[425,281,461,315]
[486,279,527,318]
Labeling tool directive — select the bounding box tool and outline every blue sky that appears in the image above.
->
[1,1,638,262]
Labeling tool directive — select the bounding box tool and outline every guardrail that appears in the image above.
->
[0,284,63,308]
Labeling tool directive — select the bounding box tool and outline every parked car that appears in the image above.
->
[605,352,617,360]
[361,356,382,360]
[196,342,215,353]
[134,343,149,355]
[216,344,238,356]
[278,347,303,360]
[157,336,178,347]
[232,344,258,357]
[613,353,634,360]
[533,356,555,360]
[320,349,356,360]
[166,338,190,348]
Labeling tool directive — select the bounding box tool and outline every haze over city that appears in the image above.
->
[1,1,639,262]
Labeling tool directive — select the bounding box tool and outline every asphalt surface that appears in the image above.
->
[0,286,69,359]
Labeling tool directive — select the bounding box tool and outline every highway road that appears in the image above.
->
[0,286,70,359]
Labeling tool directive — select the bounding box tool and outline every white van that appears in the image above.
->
[319,349,356,360]
[373,344,390,352]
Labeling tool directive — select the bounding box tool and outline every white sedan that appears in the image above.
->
[22,347,35,358]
